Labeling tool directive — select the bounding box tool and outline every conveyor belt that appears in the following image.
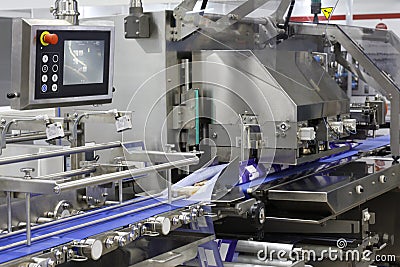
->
[1,136,391,264]
[240,135,390,192]
[0,197,197,264]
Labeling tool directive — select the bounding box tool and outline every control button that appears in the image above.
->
[42,75,48,83]
[42,65,49,73]
[51,84,58,92]
[52,74,58,82]
[42,55,49,63]
[52,65,58,72]
[53,54,59,63]
[41,84,48,93]
[40,31,59,46]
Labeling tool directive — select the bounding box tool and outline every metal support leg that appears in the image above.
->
[166,169,172,204]
[25,193,31,245]
[390,95,400,160]
[6,192,12,233]
[20,167,34,246]
[118,180,123,203]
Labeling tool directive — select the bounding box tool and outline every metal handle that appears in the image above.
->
[149,252,182,263]
[20,167,35,177]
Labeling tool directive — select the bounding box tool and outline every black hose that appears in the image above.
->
[200,0,208,11]
[283,0,296,31]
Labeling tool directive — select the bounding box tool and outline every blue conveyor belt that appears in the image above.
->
[0,197,197,264]
[240,135,390,192]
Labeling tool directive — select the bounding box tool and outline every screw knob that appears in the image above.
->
[20,167,35,178]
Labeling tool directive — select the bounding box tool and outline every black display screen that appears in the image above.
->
[63,40,105,85]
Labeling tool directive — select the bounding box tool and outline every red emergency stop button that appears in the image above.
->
[40,31,59,46]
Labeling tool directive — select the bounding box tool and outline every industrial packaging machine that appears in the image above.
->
[1,0,400,266]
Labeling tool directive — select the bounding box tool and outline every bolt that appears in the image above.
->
[130,226,139,240]
[54,186,61,194]
[105,237,114,248]
[54,249,62,259]
[48,259,56,267]
[363,211,371,222]
[67,249,74,259]
[114,236,127,247]
[172,216,180,225]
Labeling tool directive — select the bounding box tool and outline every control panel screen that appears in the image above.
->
[63,40,105,85]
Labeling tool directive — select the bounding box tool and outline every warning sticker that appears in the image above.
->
[321,7,334,19]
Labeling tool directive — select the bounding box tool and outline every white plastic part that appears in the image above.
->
[156,217,171,235]
[343,119,357,132]
[330,121,344,134]
[298,127,316,141]
[82,239,103,261]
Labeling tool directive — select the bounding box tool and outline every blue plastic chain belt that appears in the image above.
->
[0,198,197,264]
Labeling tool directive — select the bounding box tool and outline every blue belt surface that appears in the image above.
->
[1,136,390,263]
[240,135,390,192]
[0,198,196,264]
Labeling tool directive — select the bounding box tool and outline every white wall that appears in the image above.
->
[1,0,400,34]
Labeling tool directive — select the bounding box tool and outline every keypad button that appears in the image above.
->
[51,84,58,92]
[52,54,59,63]
[41,84,48,92]
[42,75,48,83]
[42,55,48,63]
[52,65,58,72]
[42,65,48,73]
[52,74,58,82]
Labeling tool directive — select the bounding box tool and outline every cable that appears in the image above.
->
[200,0,208,11]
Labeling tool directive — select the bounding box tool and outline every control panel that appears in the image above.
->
[35,30,111,100]
[9,19,114,110]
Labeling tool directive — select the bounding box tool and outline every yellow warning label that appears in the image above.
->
[321,7,334,20]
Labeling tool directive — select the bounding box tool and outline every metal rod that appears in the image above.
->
[0,196,186,252]
[5,130,78,144]
[6,192,12,233]
[36,167,96,180]
[25,193,31,245]
[182,59,190,92]
[0,141,121,166]
[166,169,172,204]
[56,157,199,192]
[118,180,123,203]
[0,193,163,241]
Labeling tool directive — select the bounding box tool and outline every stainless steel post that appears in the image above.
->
[20,167,34,246]
[182,59,190,92]
[115,157,124,203]
[391,95,400,159]
[25,192,31,246]
[6,192,12,233]
[119,180,123,203]
[166,169,172,204]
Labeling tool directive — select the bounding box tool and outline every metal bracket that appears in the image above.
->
[170,0,292,41]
